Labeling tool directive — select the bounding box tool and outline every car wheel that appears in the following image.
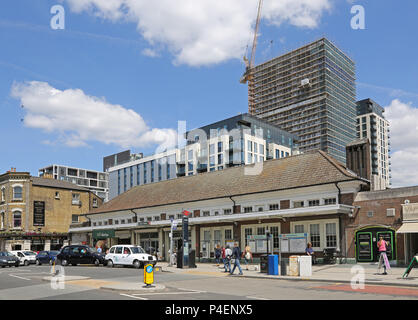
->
[1,266,5,268]
[133,260,141,269]
[107,260,113,268]
[36,260,41,266]
[94,259,100,266]
[24,260,29,266]
[71,263,77,266]
[61,259,68,266]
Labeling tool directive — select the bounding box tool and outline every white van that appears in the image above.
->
[11,250,37,266]
[105,245,157,269]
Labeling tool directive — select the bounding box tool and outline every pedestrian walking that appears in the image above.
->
[221,246,226,270]
[215,244,221,266]
[230,242,243,275]
[377,236,391,275]
[224,245,233,273]
[242,245,253,270]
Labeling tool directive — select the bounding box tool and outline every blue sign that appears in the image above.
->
[146,265,153,273]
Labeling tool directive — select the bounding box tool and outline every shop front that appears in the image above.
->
[92,229,115,251]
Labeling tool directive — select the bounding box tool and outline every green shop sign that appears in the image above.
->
[93,229,115,239]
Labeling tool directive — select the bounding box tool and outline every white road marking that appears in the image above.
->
[120,293,148,300]
[246,296,270,300]
[177,288,206,293]
[132,291,205,296]
[8,274,31,281]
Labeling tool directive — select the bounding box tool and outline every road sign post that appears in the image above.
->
[144,264,154,287]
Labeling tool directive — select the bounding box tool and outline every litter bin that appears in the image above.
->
[176,250,183,268]
[289,255,299,276]
[268,255,278,275]
[189,249,196,268]
[299,256,312,277]
[280,258,288,275]
[260,255,268,273]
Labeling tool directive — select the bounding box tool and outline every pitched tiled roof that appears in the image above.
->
[31,177,89,192]
[88,151,365,215]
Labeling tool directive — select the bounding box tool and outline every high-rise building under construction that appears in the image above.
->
[248,38,356,164]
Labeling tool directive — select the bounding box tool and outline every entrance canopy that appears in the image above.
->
[397,222,418,233]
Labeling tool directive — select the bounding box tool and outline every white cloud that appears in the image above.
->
[63,0,332,66]
[10,81,177,150]
[385,99,418,187]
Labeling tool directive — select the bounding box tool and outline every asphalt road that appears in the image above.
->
[1,264,418,300]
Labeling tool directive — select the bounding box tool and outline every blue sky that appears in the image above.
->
[1,0,417,187]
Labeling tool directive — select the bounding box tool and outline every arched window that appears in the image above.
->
[13,185,23,200]
[0,211,4,229]
[12,210,22,228]
[0,187,5,203]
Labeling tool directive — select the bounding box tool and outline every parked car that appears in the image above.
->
[11,250,37,266]
[105,245,157,269]
[36,251,60,265]
[56,245,106,266]
[0,251,20,268]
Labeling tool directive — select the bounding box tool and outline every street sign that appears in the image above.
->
[144,264,154,286]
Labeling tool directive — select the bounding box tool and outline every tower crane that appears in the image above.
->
[240,0,263,115]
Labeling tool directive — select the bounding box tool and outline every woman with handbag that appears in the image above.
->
[242,245,253,270]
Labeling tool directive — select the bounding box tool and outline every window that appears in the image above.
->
[176,214,182,219]
[254,143,258,154]
[271,226,279,249]
[1,187,5,202]
[310,224,320,247]
[223,209,232,215]
[202,211,210,217]
[154,216,160,221]
[248,141,253,152]
[325,223,337,247]
[257,206,264,212]
[0,211,4,229]
[72,193,80,205]
[308,200,320,207]
[257,227,265,235]
[294,225,304,233]
[243,206,253,213]
[72,215,79,223]
[209,156,215,167]
[98,221,102,226]
[147,217,152,222]
[115,247,123,254]
[275,150,280,159]
[294,201,304,208]
[169,215,175,220]
[269,204,279,211]
[204,230,211,241]
[121,219,125,224]
[225,229,232,240]
[218,141,223,153]
[244,228,252,246]
[127,219,132,224]
[218,153,223,164]
[92,198,98,208]
[55,191,60,199]
[114,220,119,225]
[13,186,23,200]
[209,144,215,155]
[214,211,219,216]
[324,198,336,205]
[367,211,374,218]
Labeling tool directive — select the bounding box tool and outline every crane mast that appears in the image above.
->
[240,0,263,115]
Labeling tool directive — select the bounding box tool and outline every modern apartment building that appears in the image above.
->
[38,165,109,201]
[355,98,391,190]
[249,38,357,164]
[106,113,298,200]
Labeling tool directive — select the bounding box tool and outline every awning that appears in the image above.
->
[397,222,418,233]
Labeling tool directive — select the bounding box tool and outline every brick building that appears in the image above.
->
[348,186,418,265]
[0,170,103,251]
[69,151,369,262]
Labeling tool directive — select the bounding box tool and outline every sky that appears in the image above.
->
[0,0,417,188]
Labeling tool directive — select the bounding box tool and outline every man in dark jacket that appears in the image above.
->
[230,242,243,275]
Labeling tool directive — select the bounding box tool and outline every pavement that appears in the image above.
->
[152,261,418,288]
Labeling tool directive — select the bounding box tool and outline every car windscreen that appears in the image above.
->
[23,251,36,256]
[5,252,15,257]
[130,247,145,254]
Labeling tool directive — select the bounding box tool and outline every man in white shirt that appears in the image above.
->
[224,245,233,272]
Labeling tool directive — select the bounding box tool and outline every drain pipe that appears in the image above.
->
[335,182,346,263]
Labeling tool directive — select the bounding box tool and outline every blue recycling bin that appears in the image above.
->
[268,254,279,275]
